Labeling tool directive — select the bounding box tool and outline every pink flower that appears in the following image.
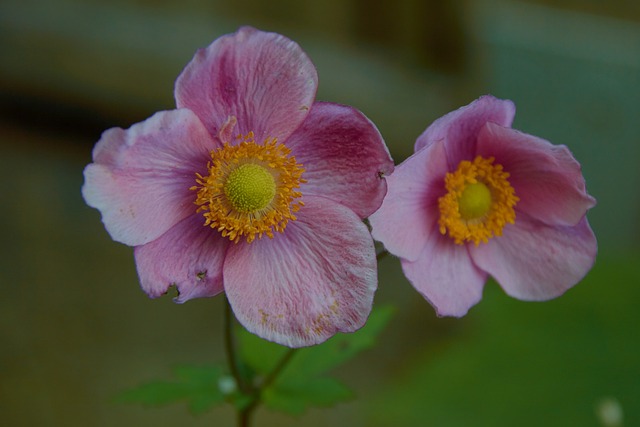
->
[369,95,596,316]
[82,27,394,347]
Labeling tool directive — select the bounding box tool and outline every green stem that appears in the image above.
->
[224,298,298,427]
[241,348,297,422]
[224,298,250,395]
[260,348,297,390]
[239,407,253,427]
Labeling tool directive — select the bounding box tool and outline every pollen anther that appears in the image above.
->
[191,133,305,243]
[438,156,518,245]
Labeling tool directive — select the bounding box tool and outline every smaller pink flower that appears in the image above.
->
[83,27,394,347]
[370,95,597,316]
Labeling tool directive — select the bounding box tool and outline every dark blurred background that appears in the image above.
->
[1,0,638,426]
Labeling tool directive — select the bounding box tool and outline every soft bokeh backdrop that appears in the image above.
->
[1,0,638,426]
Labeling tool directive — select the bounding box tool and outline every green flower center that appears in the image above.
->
[223,163,276,213]
[458,182,492,220]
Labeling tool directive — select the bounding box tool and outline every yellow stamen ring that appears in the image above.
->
[191,132,306,243]
[438,156,518,245]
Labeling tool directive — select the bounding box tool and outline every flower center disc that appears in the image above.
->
[438,156,519,245]
[224,163,276,213]
[458,182,492,220]
[191,133,305,243]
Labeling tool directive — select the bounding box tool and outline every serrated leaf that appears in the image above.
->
[115,364,226,414]
[263,377,353,416]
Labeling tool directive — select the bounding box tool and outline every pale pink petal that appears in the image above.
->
[134,213,228,302]
[175,26,318,143]
[415,95,516,168]
[82,109,217,246]
[285,102,394,218]
[370,139,448,262]
[401,232,487,317]
[223,196,377,347]
[477,122,596,226]
[470,214,597,301]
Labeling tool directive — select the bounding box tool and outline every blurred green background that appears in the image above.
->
[1,0,638,425]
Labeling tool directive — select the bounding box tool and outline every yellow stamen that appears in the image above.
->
[191,132,306,243]
[438,156,518,245]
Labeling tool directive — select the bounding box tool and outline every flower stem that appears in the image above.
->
[224,298,250,395]
[239,347,297,423]
[224,298,298,427]
[260,348,297,390]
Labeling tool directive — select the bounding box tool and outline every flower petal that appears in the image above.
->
[470,214,597,301]
[223,196,377,347]
[370,139,448,262]
[414,95,516,168]
[175,26,318,143]
[286,102,394,218]
[401,232,487,317]
[82,109,216,246]
[477,122,596,226]
[134,213,228,302]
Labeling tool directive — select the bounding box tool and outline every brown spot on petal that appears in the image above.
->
[329,300,339,314]
[259,309,269,325]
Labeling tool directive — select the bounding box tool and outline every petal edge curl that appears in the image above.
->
[415,95,516,168]
[134,214,228,302]
[82,109,215,246]
[477,122,596,227]
[470,214,597,301]
[287,101,394,218]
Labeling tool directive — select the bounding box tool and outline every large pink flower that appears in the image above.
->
[82,27,394,347]
[369,95,596,316]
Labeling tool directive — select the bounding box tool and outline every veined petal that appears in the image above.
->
[477,122,596,226]
[401,232,487,317]
[82,109,216,246]
[470,213,597,301]
[286,102,394,218]
[415,95,516,169]
[223,196,377,347]
[370,139,448,262]
[175,26,318,143]
[134,214,228,302]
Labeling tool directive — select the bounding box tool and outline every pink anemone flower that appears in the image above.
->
[82,27,394,347]
[369,95,596,317]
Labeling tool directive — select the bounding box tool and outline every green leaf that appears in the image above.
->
[263,377,353,416]
[115,364,227,415]
[238,327,289,375]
